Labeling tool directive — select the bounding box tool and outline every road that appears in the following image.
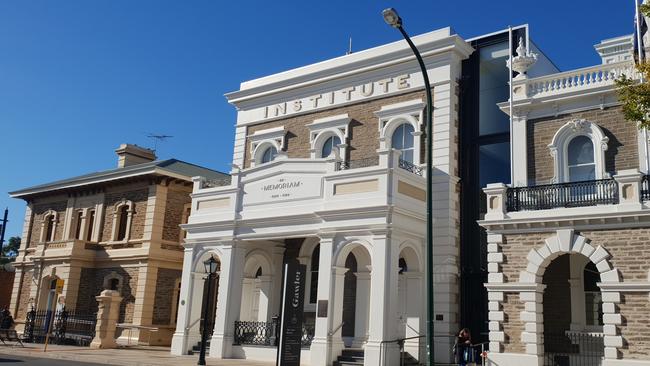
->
[0,353,107,365]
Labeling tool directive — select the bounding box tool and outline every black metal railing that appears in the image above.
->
[642,175,650,202]
[398,159,423,176]
[506,179,619,212]
[544,332,604,366]
[23,306,97,346]
[336,157,380,171]
[233,320,315,348]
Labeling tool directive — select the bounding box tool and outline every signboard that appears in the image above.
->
[276,261,306,366]
[243,174,322,206]
[55,279,65,294]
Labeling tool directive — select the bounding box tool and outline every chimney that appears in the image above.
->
[115,144,157,168]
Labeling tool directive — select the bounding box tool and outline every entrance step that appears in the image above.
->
[334,348,365,366]
[187,340,211,356]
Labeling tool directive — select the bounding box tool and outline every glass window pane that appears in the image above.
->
[392,125,405,149]
[261,146,277,163]
[568,136,594,165]
[479,42,510,136]
[569,165,595,182]
[321,136,341,158]
[479,142,511,188]
[401,150,413,163]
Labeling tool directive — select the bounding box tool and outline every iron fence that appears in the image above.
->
[232,320,315,348]
[336,157,380,171]
[506,179,618,212]
[23,306,96,346]
[544,332,604,366]
[398,159,423,176]
[642,175,650,202]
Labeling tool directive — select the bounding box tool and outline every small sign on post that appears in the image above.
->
[276,261,306,366]
[55,279,64,294]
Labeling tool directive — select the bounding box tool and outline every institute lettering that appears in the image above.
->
[263,74,412,119]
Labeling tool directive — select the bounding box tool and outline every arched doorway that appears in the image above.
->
[542,253,604,366]
[335,244,371,349]
[240,252,273,322]
[397,245,423,361]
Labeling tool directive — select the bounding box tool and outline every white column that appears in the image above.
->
[257,275,272,322]
[353,271,371,347]
[240,278,253,321]
[310,236,343,366]
[270,245,285,318]
[365,234,399,366]
[512,114,529,187]
[171,247,196,355]
[210,244,245,358]
[404,272,423,358]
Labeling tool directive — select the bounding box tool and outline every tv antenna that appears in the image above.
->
[346,36,353,55]
[147,134,173,152]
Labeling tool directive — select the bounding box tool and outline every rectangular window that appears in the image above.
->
[86,210,95,242]
[74,211,83,240]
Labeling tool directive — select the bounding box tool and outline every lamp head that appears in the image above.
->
[203,255,219,274]
[382,8,402,28]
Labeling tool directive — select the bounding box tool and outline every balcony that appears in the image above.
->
[505,179,619,212]
[483,170,650,222]
[187,149,426,236]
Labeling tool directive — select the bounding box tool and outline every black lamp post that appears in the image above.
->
[382,8,435,366]
[198,255,219,365]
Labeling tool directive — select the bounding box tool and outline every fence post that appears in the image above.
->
[24,306,36,342]
[90,290,122,349]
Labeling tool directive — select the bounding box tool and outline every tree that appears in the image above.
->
[0,237,20,264]
[616,3,650,129]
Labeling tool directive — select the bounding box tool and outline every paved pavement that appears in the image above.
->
[0,353,106,365]
[0,343,275,366]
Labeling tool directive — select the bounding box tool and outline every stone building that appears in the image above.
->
[482,34,650,365]
[8,144,227,345]
[170,25,560,365]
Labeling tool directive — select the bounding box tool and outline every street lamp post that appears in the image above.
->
[382,8,435,366]
[198,255,219,366]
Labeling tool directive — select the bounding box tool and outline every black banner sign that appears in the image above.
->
[276,261,306,366]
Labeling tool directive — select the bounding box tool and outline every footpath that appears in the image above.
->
[0,343,274,366]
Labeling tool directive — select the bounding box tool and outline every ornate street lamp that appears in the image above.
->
[383,7,435,366]
[198,255,219,365]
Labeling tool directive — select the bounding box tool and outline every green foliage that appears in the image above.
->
[615,3,650,129]
[0,236,20,264]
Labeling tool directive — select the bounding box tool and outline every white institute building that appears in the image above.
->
[169,22,650,366]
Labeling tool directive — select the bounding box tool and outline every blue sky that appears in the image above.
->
[0,0,634,238]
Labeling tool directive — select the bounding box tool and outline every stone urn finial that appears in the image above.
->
[507,37,538,80]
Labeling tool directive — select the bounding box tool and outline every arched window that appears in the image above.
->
[398,257,408,274]
[567,136,595,182]
[255,267,262,278]
[309,245,320,304]
[116,205,129,241]
[44,215,55,242]
[321,136,341,158]
[261,146,278,164]
[391,123,415,163]
[109,278,120,291]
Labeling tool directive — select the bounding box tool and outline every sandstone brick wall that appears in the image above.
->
[101,188,149,241]
[152,268,181,325]
[499,234,545,282]
[16,270,33,320]
[162,187,191,242]
[502,292,525,353]
[0,270,15,309]
[580,229,650,281]
[527,106,639,185]
[618,293,650,359]
[243,89,432,168]
[30,200,68,246]
[76,266,139,323]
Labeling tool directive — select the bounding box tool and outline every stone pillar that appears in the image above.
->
[210,244,245,358]
[310,235,342,366]
[270,245,285,318]
[365,234,399,366]
[511,114,529,187]
[519,288,545,365]
[353,271,370,347]
[90,290,123,349]
[614,169,643,210]
[257,275,272,322]
[128,264,159,344]
[171,247,196,355]
[404,272,423,357]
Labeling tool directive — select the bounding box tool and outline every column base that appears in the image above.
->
[310,337,345,366]
[209,333,233,359]
[364,340,399,366]
[171,331,201,355]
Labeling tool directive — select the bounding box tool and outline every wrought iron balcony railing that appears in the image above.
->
[335,157,379,171]
[642,175,650,202]
[506,179,619,212]
[398,159,423,176]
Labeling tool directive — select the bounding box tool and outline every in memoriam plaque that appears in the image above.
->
[276,261,306,366]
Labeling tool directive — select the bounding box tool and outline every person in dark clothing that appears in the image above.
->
[0,307,15,329]
[453,328,475,365]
